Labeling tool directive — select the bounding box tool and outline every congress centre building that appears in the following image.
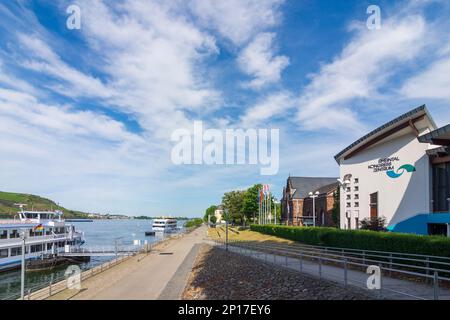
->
[334,105,450,236]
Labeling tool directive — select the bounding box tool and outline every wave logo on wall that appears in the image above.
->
[386,164,416,179]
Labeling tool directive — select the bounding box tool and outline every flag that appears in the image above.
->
[33,224,44,232]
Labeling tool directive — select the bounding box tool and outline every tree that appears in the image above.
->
[331,188,340,227]
[242,184,262,223]
[210,215,217,224]
[222,190,245,225]
[204,205,218,222]
[359,216,387,232]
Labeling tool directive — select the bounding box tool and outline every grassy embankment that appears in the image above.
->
[207,225,292,244]
[0,191,90,219]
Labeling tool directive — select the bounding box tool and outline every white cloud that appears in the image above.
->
[189,0,284,45]
[240,91,293,127]
[401,57,450,101]
[238,33,289,89]
[297,14,428,132]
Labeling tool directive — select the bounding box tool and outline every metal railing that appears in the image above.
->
[213,238,450,300]
[1,230,190,300]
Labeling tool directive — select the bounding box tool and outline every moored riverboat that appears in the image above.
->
[0,209,84,272]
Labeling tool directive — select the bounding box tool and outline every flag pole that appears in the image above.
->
[258,187,261,225]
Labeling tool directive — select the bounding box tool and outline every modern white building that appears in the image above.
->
[335,105,450,236]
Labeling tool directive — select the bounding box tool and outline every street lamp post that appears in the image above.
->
[225,209,229,252]
[309,191,320,227]
[20,229,26,300]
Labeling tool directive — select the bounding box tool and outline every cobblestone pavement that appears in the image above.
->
[183,244,376,300]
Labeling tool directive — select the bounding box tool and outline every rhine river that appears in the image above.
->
[0,219,185,300]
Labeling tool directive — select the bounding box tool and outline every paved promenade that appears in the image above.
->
[50,226,207,300]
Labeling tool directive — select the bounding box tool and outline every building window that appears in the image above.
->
[354,186,359,192]
[346,187,351,192]
[355,217,359,229]
[354,202,359,208]
[346,194,351,200]
[354,178,359,184]
[354,194,359,200]
[370,192,379,219]
[346,202,351,208]
[432,163,450,212]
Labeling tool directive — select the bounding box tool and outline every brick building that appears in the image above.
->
[281,177,339,227]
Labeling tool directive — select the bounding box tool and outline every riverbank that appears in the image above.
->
[45,226,206,300]
[182,244,374,299]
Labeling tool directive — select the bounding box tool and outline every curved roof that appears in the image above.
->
[334,105,436,163]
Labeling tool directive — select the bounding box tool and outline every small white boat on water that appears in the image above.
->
[0,209,84,272]
[152,218,178,233]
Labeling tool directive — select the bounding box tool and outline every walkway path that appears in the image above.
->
[49,226,207,300]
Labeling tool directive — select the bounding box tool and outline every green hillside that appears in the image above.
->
[0,191,90,219]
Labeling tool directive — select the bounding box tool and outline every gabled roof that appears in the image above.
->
[288,177,338,199]
[313,182,339,195]
[334,105,436,163]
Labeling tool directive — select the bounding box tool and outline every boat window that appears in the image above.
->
[30,244,43,253]
[9,230,19,238]
[30,230,44,237]
[10,247,22,256]
[0,229,7,239]
[47,243,53,250]
[0,249,8,258]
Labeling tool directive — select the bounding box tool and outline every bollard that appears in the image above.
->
[434,271,439,300]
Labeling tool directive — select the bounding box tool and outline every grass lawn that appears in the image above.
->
[207,226,293,244]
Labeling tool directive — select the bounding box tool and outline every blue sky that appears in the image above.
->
[0,0,449,216]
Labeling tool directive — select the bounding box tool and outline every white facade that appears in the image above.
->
[336,108,436,230]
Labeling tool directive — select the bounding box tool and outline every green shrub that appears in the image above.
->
[250,224,450,257]
[184,218,203,228]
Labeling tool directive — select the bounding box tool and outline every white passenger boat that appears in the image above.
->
[152,218,178,233]
[0,209,84,272]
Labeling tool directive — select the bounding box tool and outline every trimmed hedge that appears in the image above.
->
[250,224,450,257]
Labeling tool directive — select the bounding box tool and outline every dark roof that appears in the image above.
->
[334,105,434,163]
[313,182,339,195]
[418,124,450,144]
[288,177,338,199]
[426,147,450,156]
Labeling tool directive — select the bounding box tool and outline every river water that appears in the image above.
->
[0,219,185,300]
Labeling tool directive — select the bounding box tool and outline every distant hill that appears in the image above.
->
[0,191,90,219]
